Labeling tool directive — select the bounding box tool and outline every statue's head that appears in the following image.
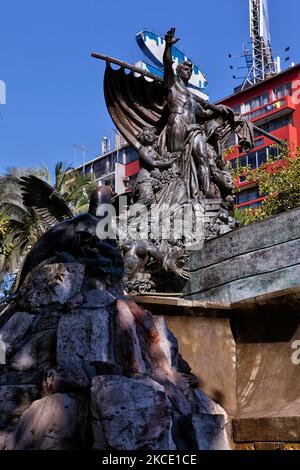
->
[176,61,193,83]
[137,127,158,146]
[88,185,115,216]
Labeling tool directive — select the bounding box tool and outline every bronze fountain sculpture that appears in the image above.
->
[15,28,282,294]
[92,28,257,292]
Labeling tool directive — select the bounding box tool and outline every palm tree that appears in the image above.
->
[39,161,96,213]
[0,162,96,282]
[0,168,45,280]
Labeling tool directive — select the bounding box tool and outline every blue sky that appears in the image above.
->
[0,0,299,174]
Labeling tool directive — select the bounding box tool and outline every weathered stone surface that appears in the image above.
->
[0,312,34,354]
[10,330,56,372]
[235,311,300,421]
[0,259,236,451]
[115,300,146,374]
[5,393,87,450]
[43,366,90,395]
[186,413,231,450]
[189,207,300,271]
[57,308,111,369]
[189,238,300,294]
[18,263,85,309]
[0,385,40,429]
[237,442,300,450]
[194,389,229,424]
[233,416,300,443]
[83,289,116,309]
[90,361,122,376]
[30,310,60,334]
[91,375,172,450]
[0,431,10,450]
[0,370,43,386]
[153,316,175,368]
[167,316,237,415]
[235,442,255,450]
[185,207,300,305]
[153,316,191,373]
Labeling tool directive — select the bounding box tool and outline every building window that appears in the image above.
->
[244,92,269,113]
[257,148,268,166]
[235,147,273,172]
[254,113,293,137]
[84,164,93,176]
[94,158,107,179]
[268,146,279,159]
[237,187,259,205]
[238,155,247,167]
[273,82,292,100]
[117,149,126,164]
[247,152,257,169]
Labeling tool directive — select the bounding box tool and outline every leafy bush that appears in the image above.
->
[231,142,300,225]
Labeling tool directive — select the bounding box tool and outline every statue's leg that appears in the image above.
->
[166,114,186,152]
[135,180,155,206]
[193,134,211,196]
[134,170,155,206]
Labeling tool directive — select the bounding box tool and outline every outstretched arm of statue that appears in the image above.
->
[196,102,215,120]
[163,28,179,89]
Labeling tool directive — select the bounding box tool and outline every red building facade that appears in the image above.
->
[218,64,300,208]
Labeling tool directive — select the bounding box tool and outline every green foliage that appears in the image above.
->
[234,205,267,226]
[39,161,97,213]
[231,143,300,225]
[0,161,96,279]
[0,212,13,256]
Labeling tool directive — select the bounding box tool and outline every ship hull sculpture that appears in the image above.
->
[92,28,260,292]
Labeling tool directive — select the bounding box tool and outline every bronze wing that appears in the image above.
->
[104,62,169,150]
[19,175,74,226]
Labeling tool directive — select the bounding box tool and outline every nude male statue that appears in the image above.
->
[162,28,232,197]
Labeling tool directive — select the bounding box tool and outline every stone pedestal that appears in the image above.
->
[0,262,231,450]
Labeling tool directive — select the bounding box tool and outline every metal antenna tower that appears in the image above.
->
[229,1,284,90]
[249,0,276,83]
[239,0,276,89]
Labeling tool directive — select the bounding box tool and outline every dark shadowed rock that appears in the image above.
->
[0,312,34,354]
[0,260,234,450]
[194,389,230,420]
[17,263,85,309]
[4,393,87,450]
[184,413,231,450]
[57,309,112,369]
[0,385,40,429]
[82,289,116,309]
[90,361,122,376]
[42,366,90,394]
[10,330,56,372]
[91,375,173,450]
[0,431,10,450]
[0,370,43,386]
